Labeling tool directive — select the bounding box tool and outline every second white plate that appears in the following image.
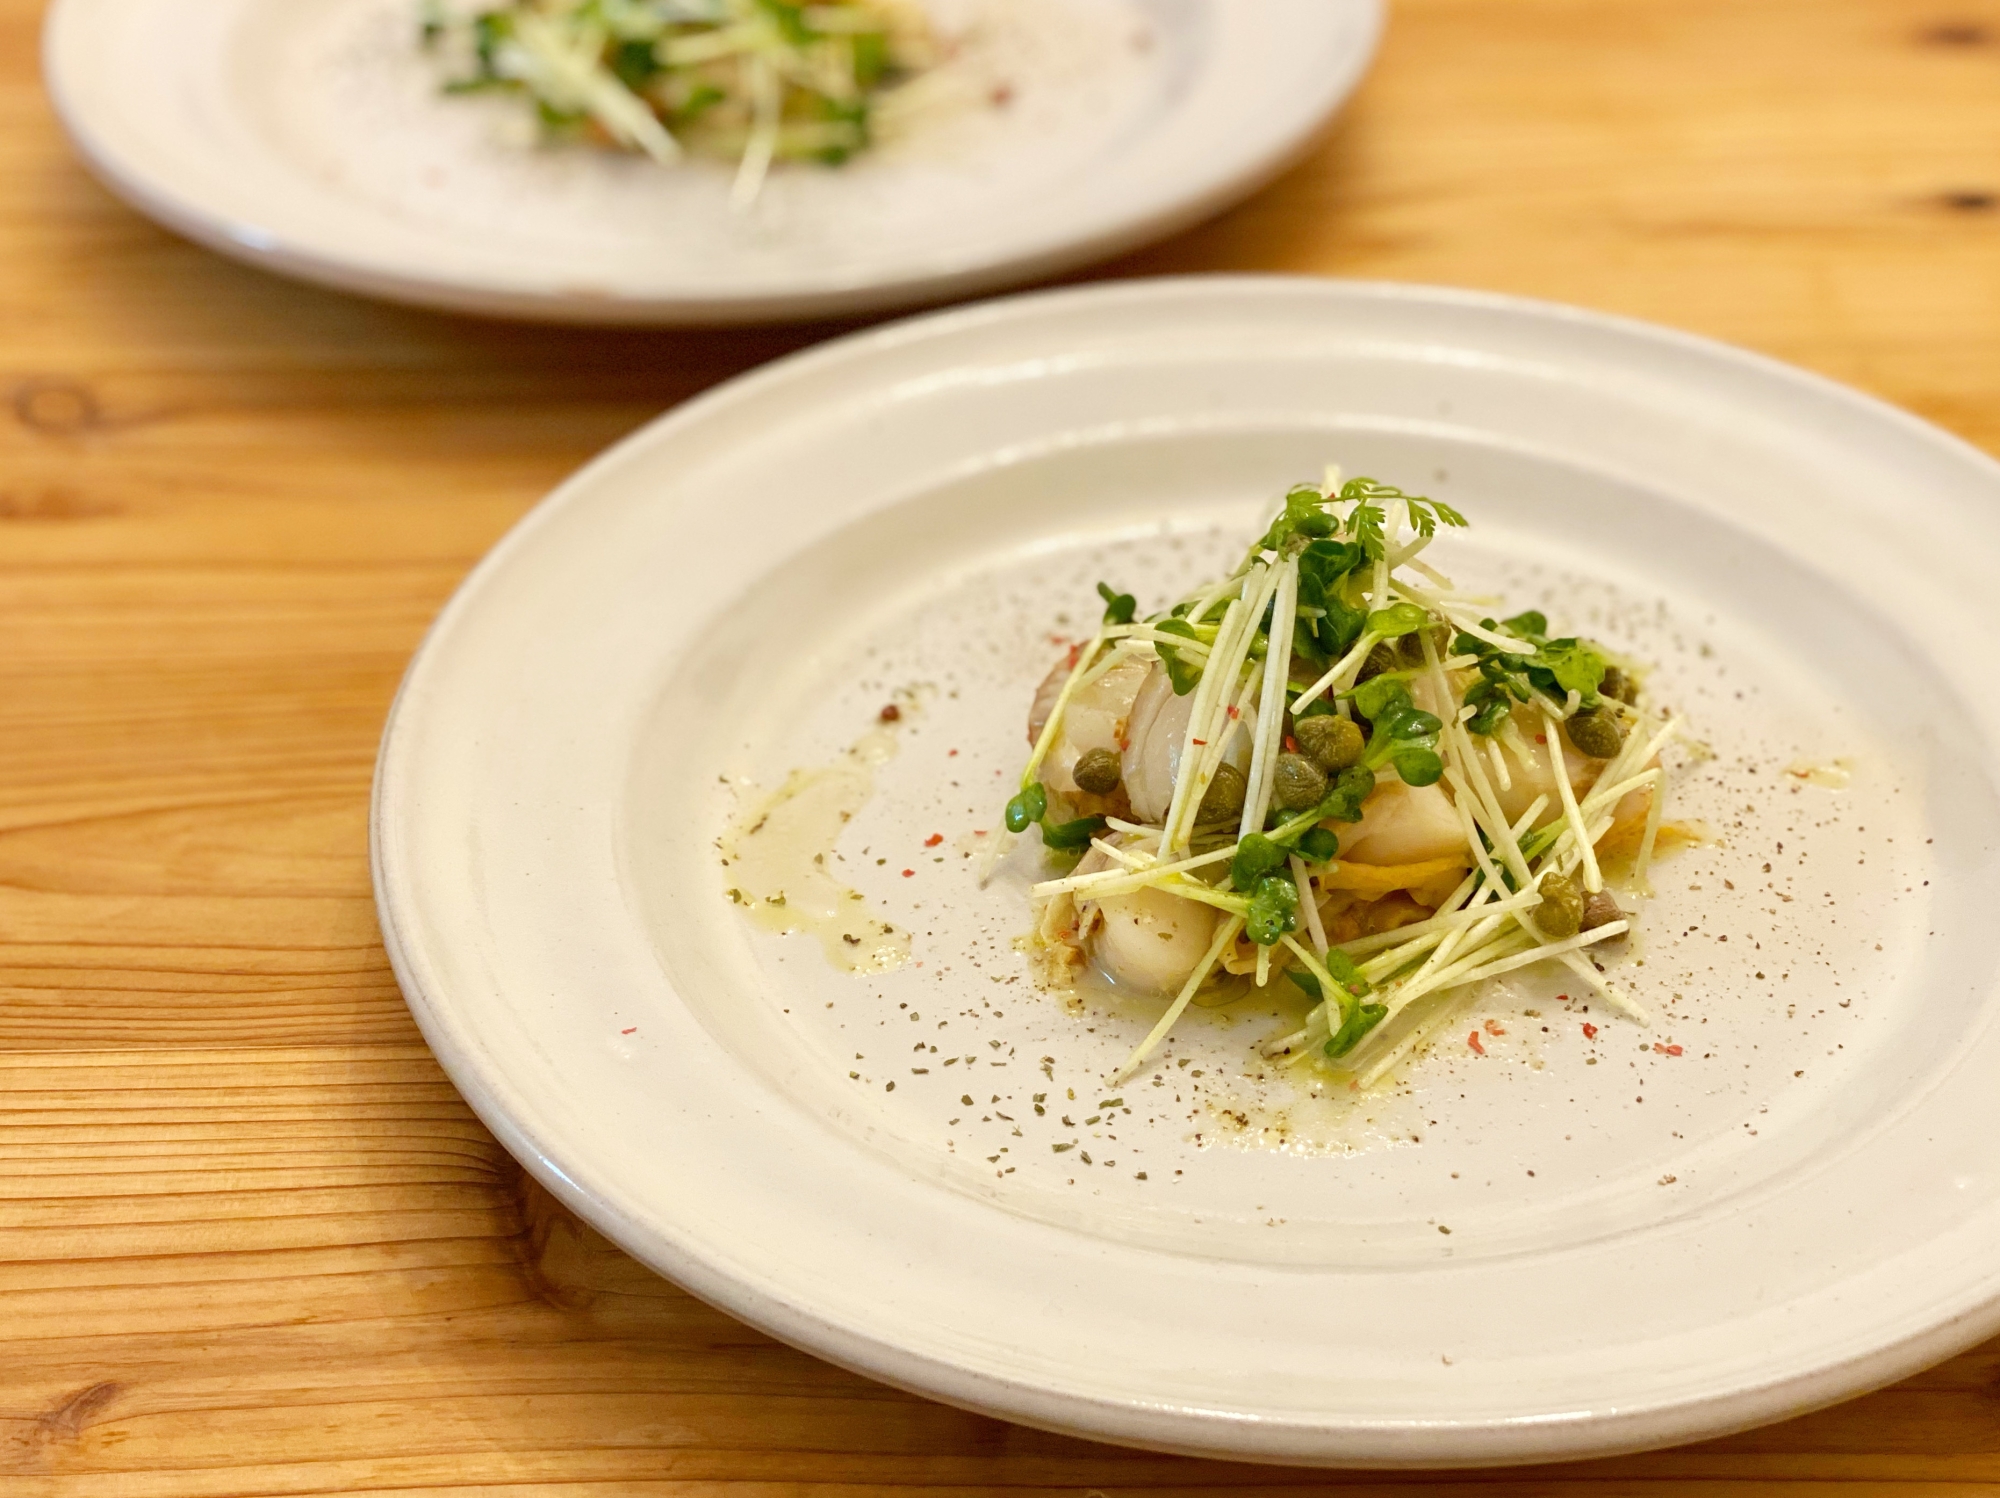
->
[45,0,1380,324]
[374,277,2000,1465]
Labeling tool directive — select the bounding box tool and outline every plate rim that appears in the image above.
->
[41,0,1383,325]
[372,274,2000,1465]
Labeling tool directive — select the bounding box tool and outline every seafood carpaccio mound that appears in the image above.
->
[1004,472,1684,1086]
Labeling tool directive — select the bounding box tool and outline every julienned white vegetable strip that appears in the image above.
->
[1032,844,1235,900]
[1543,704,1602,894]
[1157,598,1246,854]
[1290,853,1329,956]
[1290,630,1379,715]
[1004,471,1681,1087]
[1242,559,1300,837]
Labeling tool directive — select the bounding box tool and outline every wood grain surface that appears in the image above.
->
[6,0,2000,1491]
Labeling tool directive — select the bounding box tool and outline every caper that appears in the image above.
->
[1196,763,1247,823]
[1072,747,1123,795]
[1272,752,1329,811]
[1599,666,1639,706]
[1294,714,1364,772]
[1393,626,1446,669]
[1580,889,1626,935]
[1564,708,1625,760]
[1533,872,1584,939]
[1355,641,1401,684]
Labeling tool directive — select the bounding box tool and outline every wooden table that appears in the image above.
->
[5,0,1998,1490]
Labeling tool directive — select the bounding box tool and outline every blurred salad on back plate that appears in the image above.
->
[421,0,941,205]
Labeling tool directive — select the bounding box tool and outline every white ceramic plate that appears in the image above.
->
[373,277,2000,1466]
[43,0,1379,325]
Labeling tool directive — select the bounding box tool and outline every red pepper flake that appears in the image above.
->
[901,868,915,878]
[1556,993,1570,1002]
[620,1027,637,1035]
[1284,735,1300,754]
[924,833,944,848]
[1535,733,1547,744]
[1065,642,1083,667]
[1654,1043,1684,1056]
[948,749,959,757]
[1483,1019,1506,1036]
[1227,705,1240,719]
[879,704,901,723]
[1582,1022,1598,1039]
[1191,738,1208,746]
[1467,1031,1486,1056]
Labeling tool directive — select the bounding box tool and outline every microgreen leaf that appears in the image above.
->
[1245,874,1299,946]
[1297,826,1341,862]
[1040,815,1105,851]
[1318,764,1376,822]
[1230,832,1289,892]
[1527,637,1607,702]
[1004,782,1048,833]
[1326,1002,1388,1058]
[1366,602,1429,639]
[1152,618,1204,695]
[1352,675,1412,724]
[1096,582,1136,626]
[1385,744,1444,787]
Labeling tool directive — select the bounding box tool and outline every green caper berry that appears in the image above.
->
[1072,747,1123,795]
[1294,714,1364,772]
[1196,763,1247,823]
[1356,641,1401,684]
[1533,872,1584,939]
[1599,666,1638,706]
[1271,752,1329,812]
[1565,708,1625,760]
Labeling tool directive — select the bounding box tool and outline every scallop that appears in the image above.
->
[1025,652,1152,799]
[1337,778,1466,866]
[1120,661,1255,824]
[1487,702,1604,829]
[1081,883,1221,997]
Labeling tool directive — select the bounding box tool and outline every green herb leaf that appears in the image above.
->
[1246,874,1300,946]
[1334,478,1466,558]
[1152,617,1204,696]
[1322,947,1371,996]
[1096,581,1137,626]
[1386,744,1444,787]
[1527,637,1607,702]
[1004,782,1048,833]
[1262,484,1338,551]
[1319,764,1376,822]
[1502,609,1548,641]
[1287,966,1323,1000]
[609,37,660,89]
[1230,832,1289,892]
[1297,826,1341,862]
[851,28,889,87]
[1366,602,1429,639]
[1352,675,1412,724]
[1041,815,1105,851]
[1326,1002,1389,1058]
[755,0,817,44]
